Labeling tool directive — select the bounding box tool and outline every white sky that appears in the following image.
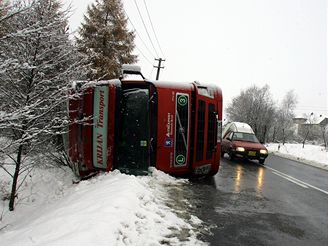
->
[63,0,327,118]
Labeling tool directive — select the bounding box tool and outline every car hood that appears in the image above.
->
[232,140,266,150]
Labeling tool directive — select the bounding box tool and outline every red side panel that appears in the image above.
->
[68,90,79,164]
[71,83,117,176]
[82,87,94,172]
[212,88,223,175]
[106,85,116,171]
[156,87,174,173]
[192,85,223,176]
[192,94,211,173]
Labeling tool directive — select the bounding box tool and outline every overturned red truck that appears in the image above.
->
[68,65,223,178]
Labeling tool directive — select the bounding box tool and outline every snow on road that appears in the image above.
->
[0,167,205,246]
[267,143,328,170]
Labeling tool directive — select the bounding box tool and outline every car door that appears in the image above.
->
[222,131,233,153]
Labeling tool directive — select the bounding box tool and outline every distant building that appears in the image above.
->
[293,115,328,136]
[292,117,307,135]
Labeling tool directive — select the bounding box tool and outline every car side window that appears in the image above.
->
[226,132,233,140]
[223,131,230,139]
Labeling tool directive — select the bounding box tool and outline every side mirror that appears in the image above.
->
[226,137,231,141]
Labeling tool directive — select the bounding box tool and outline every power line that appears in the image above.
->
[114,10,154,66]
[142,0,165,58]
[133,0,159,58]
[135,45,153,66]
[149,66,155,78]
[123,9,156,60]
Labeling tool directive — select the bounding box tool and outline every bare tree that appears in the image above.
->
[226,85,276,143]
[273,90,297,144]
[321,124,327,148]
[0,0,83,211]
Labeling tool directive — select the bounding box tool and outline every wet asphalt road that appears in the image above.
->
[167,154,328,245]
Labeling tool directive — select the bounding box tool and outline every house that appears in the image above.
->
[293,115,328,136]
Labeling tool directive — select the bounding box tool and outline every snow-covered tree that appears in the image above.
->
[226,85,276,143]
[272,90,297,143]
[0,0,10,20]
[0,0,11,36]
[77,0,137,80]
[0,0,83,211]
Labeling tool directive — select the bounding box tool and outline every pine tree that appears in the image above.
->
[0,0,84,211]
[77,0,137,80]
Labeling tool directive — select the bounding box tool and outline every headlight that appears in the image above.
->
[236,147,245,152]
[260,149,268,154]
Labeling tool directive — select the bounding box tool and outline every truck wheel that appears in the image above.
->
[259,159,265,164]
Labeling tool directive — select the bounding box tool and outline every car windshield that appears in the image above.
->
[232,132,259,143]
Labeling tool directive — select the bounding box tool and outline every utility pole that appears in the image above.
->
[154,58,165,80]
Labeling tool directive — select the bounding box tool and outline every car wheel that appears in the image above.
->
[259,159,265,164]
[229,153,235,161]
[221,151,225,157]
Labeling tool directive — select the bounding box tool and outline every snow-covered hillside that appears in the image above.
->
[0,166,205,246]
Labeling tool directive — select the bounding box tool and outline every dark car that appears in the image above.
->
[221,122,268,164]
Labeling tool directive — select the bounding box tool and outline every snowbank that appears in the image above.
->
[0,166,206,246]
[267,143,328,170]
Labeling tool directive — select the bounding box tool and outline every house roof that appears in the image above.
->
[317,117,328,126]
[302,117,328,126]
[293,115,328,126]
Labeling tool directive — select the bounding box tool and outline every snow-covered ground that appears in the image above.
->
[0,164,205,246]
[266,143,328,170]
[1,142,327,245]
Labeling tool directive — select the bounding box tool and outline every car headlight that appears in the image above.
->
[260,149,268,154]
[236,147,245,152]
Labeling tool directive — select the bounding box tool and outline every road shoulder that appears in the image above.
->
[268,151,328,171]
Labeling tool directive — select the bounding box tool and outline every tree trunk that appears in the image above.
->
[262,125,267,144]
[302,130,309,149]
[322,129,327,149]
[9,143,23,211]
[282,128,285,145]
[272,127,276,142]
